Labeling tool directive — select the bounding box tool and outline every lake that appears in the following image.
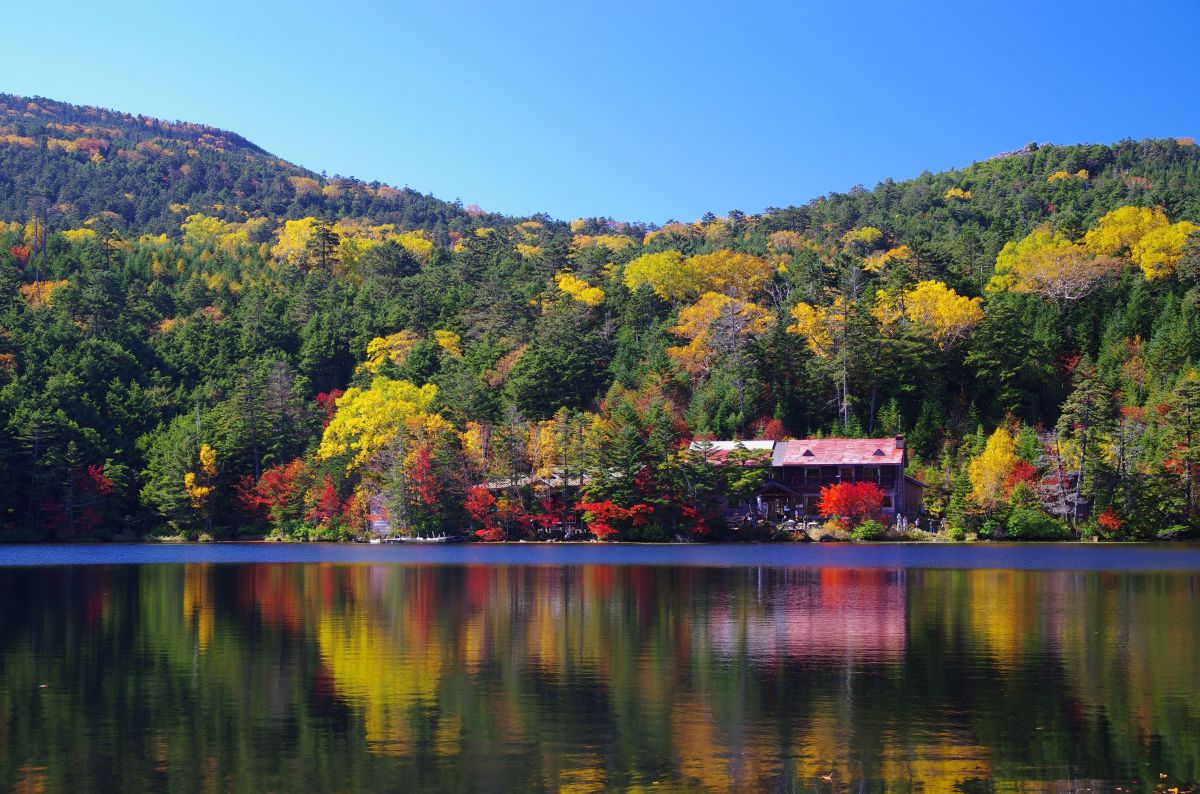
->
[1,544,1197,791]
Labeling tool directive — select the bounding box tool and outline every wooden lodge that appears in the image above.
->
[691,436,925,522]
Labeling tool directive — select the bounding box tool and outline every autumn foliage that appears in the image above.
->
[816,482,885,528]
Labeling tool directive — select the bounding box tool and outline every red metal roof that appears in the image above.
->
[774,437,905,466]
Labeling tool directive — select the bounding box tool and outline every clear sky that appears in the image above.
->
[2,0,1198,224]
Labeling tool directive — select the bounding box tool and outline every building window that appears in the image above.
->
[882,495,893,508]
[840,467,855,482]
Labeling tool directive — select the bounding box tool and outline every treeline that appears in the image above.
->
[0,93,511,236]
[1,98,1200,541]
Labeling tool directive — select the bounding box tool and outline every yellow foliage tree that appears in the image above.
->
[787,298,847,359]
[944,187,972,201]
[554,272,605,306]
[184,443,219,531]
[968,428,1018,509]
[19,279,69,308]
[623,249,770,302]
[571,234,635,253]
[1130,220,1199,280]
[668,292,771,377]
[271,217,318,265]
[61,228,97,244]
[1083,206,1198,279]
[1084,206,1167,257]
[1047,169,1088,183]
[686,250,772,300]
[901,280,985,348]
[863,245,912,273]
[317,378,439,472]
[623,251,696,300]
[433,330,462,357]
[361,331,421,374]
[839,226,884,251]
[989,226,1121,302]
[181,214,249,254]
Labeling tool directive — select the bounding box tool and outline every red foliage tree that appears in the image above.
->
[315,389,344,427]
[410,445,439,508]
[247,459,307,526]
[1097,507,1122,533]
[10,245,29,265]
[81,464,115,496]
[1004,460,1038,493]
[307,475,340,526]
[816,481,885,527]
[575,501,655,540]
[465,486,502,540]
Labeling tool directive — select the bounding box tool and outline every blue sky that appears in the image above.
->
[2,0,1198,223]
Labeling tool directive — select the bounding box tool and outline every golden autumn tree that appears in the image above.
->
[686,250,773,300]
[317,378,439,472]
[554,271,605,306]
[668,292,771,379]
[433,330,462,357]
[789,297,855,428]
[967,428,1018,510]
[184,443,219,532]
[623,249,772,302]
[900,280,985,349]
[1084,205,1199,280]
[361,330,421,374]
[270,217,319,265]
[839,226,884,252]
[623,251,698,301]
[1130,221,1199,280]
[988,226,1121,302]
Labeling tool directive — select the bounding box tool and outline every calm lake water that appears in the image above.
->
[1,544,1197,792]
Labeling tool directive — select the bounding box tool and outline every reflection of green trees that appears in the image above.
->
[0,565,1197,791]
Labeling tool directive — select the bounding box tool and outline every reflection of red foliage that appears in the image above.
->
[816,482,884,527]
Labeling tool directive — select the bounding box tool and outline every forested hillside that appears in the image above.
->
[1,93,1199,541]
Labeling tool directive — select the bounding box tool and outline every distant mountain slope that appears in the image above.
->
[761,138,1200,251]
[0,93,508,236]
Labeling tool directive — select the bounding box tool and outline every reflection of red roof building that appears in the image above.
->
[707,569,907,662]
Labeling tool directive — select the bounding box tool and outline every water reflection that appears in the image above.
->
[0,563,1196,791]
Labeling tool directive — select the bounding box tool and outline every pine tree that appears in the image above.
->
[1055,359,1112,524]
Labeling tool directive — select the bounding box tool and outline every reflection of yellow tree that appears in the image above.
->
[182,564,214,652]
[315,575,445,755]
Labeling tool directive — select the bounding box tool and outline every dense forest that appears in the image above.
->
[1,93,1199,541]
